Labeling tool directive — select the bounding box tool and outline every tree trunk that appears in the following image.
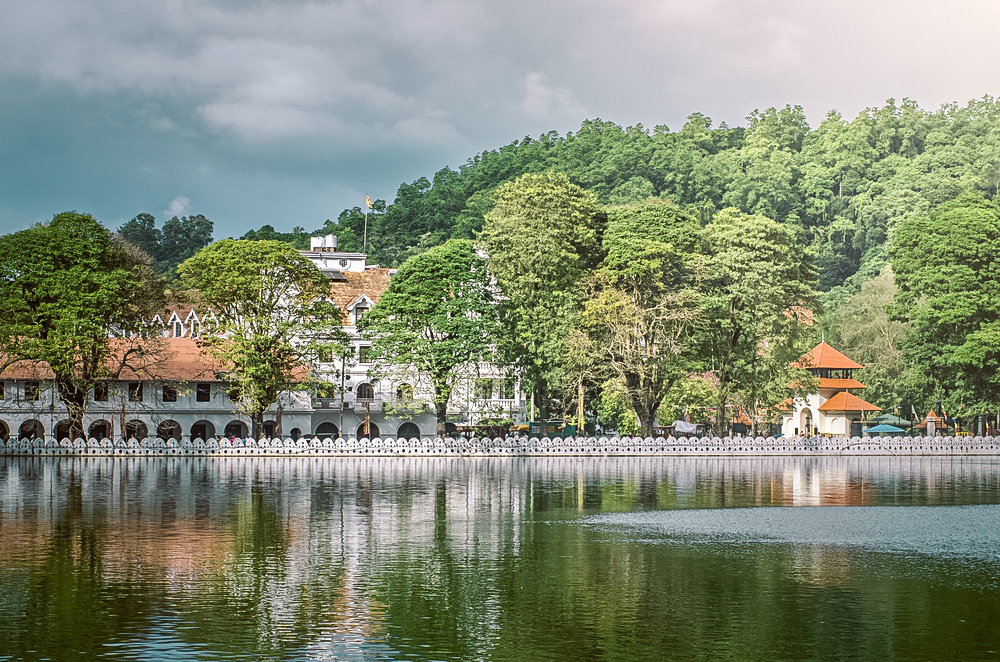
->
[250,412,263,440]
[715,390,729,438]
[435,400,448,438]
[55,377,87,441]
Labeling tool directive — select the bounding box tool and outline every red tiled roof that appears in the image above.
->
[328,269,393,324]
[0,338,225,382]
[818,391,881,412]
[794,341,864,370]
[818,377,867,390]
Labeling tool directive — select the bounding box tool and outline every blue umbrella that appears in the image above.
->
[865,423,905,434]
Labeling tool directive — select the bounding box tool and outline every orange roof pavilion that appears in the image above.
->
[817,391,881,413]
[794,341,864,370]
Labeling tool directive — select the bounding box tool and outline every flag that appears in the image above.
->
[911,404,918,422]
[365,195,373,209]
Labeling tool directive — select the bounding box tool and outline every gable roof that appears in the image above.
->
[817,391,881,412]
[795,341,864,370]
[328,268,393,324]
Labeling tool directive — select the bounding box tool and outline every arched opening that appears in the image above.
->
[356,421,379,438]
[262,420,278,439]
[89,420,112,440]
[126,420,148,440]
[0,421,9,440]
[191,420,216,441]
[224,420,248,439]
[395,383,413,400]
[315,422,339,438]
[850,417,862,437]
[289,427,301,441]
[800,409,813,436]
[156,420,182,441]
[19,419,44,440]
[356,382,374,400]
[445,422,458,436]
[55,419,73,441]
[397,422,420,439]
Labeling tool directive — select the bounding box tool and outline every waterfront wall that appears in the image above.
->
[1,435,1000,456]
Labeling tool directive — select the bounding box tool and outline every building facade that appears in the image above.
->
[0,236,526,441]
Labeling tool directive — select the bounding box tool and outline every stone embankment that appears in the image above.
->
[1,435,999,456]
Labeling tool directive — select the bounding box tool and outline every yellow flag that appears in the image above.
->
[365,195,373,209]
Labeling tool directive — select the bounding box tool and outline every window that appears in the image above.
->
[196,383,211,402]
[354,307,368,324]
[128,382,143,402]
[359,345,373,364]
[318,344,335,363]
[356,383,374,399]
[94,382,109,402]
[24,381,39,402]
[162,384,177,403]
[339,259,349,268]
[0,382,5,400]
[475,378,492,400]
[172,321,183,337]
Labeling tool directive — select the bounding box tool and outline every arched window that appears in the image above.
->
[224,421,248,439]
[126,420,148,440]
[156,420,182,441]
[0,421,9,441]
[55,420,73,441]
[89,420,112,440]
[397,422,420,439]
[191,420,216,441]
[396,383,413,400]
[316,421,339,438]
[263,420,278,439]
[356,421,379,439]
[18,419,44,440]
[356,383,374,400]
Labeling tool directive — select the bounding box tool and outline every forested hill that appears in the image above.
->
[254,96,1000,295]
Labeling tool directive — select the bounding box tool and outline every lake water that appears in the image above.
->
[1,456,999,661]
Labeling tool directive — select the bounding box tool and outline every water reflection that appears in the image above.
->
[0,456,998,661]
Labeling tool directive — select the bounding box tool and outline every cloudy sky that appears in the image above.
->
[1,0,997,238]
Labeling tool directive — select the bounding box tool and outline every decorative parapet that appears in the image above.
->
[1,435,999,457]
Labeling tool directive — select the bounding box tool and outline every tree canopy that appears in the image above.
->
[479,172,601,418]
[178,239,348,436]
[361,239,504,436]
[0,212,166,439]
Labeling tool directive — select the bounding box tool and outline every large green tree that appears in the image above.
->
[178,239,348,437]
[891,193,1000,416]
[479,172,601,419]
[361,239,504,436]
[0,212,166,439]
[698,208,819,435]
[578,200,702,437]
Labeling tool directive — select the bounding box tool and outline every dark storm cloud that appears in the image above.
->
[1,0,997,236]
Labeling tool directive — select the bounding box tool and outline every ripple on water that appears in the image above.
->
[583,504,1000,565]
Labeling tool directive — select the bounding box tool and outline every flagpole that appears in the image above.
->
[363,203,368,254]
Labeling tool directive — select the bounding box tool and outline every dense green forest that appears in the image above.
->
[113,96,1000,433]
[320,97,1000,296]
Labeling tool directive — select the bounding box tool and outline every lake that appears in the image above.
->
[1,456,998,661]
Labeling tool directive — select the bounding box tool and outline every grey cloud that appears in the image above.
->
[1,0,999,237]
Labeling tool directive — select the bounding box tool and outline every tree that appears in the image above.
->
[698,209,819,435]
[578,200,702,437]
[178,239,348,437]
[479,172,601,419]
[159,214,214,277]
[361,239,504,437]
[0,212,166,439]
[891,194,1000,416]
[117,212,161,257]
